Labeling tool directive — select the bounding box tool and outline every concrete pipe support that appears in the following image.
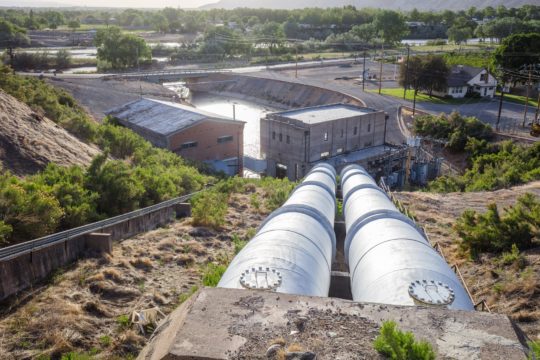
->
[218,163,337,297]
[341,164,474,311]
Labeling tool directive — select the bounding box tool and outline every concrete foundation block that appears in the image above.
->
[137,288,529,360]
[85,233,112,254]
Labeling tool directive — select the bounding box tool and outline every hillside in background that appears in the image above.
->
[0,90,100,176]
[201,0,538,11]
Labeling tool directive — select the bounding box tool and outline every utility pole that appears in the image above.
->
[403,44,410,100]
[496,87,505,131]
[522,64,532,127]
[535,93,540,124]
[378,44,383,95]
[412,77,418,116]
[362,50,366,91]
[295,43,298,78]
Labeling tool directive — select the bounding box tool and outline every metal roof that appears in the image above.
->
[272,104,378,125]
[106,98,242,137]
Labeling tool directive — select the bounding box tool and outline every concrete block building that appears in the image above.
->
[107,98,245,175]
[261,103,386,180]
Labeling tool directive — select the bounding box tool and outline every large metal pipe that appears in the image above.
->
[218,163,337,297]
[341,164,474,310]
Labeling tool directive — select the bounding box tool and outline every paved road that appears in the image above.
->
[269,64,536,138]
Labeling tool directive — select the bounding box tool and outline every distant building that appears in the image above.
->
[106,98,245,176]
[261,104,387,180]
[434,65,497,99]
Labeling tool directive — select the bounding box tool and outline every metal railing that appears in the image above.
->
[0,192,197,261]
[105,68,232,80]
[378,177,491,312]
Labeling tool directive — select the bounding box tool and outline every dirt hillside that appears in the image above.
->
[395,181,540,341]
[0,90,100,175]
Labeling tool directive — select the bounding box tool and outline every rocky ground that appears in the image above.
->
[0,90,100,175]
[0,190,267,360]
[394,181,540,342]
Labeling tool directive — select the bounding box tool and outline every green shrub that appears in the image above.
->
[373,321,435,360]
[191,190,228,229]
[429,141,540,192]
[414,111,493,152]
[455,193,540,258]
[260,177,296,211]
[499,244,526,268]
[202,263,227,287]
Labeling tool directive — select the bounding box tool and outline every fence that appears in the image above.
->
[0,192,197,301]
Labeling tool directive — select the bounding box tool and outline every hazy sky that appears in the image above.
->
[1,0,218,8]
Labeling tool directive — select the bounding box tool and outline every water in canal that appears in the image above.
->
[189,92,280,159]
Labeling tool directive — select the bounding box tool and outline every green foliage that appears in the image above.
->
[499,244,526,268]
[398,55,449,98]
[455,193,540,258]
[373,321,436,360]
[259,177,296,211]
[429,141,540,192]
[201,263,227,287]
[98,335,112,347]
[191,190,228,229]
[0,19,30,48]
[442,52,489,68]
[413,112,493,152]
[116,314,131,330]
[61,352,93,360]
[94,26,151,69]
[178,285,199,305]
[493,33,540,81]
[0,66,206,245]
[232,234,248,255]
[529,340,540,360]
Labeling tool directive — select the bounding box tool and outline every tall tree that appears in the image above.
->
[94,26,151,69]
[373,10,409,45]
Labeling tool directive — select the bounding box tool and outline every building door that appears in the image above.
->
[276,163,287,179]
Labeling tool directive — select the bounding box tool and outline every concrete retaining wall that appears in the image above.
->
[0,203,190,301]
[187,74,364,109]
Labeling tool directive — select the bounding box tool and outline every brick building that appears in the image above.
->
[107,98,245,175]
[261,103,387,180]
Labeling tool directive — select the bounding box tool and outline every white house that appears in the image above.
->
[433,65,498,99]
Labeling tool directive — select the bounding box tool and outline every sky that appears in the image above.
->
[0,0,217,8]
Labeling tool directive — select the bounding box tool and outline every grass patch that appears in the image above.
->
[497,92,539,107]
[373,320,435,360]
[232,234,248,255]
[178,285,199,304]
[201,263,227,287]
[370,88,489,105]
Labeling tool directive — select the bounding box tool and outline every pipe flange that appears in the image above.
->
[408,280,455,305]
[240,266,282,291]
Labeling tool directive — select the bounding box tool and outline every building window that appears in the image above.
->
[286,135,290,144]
[181,141,198,149]
[367,123,371,133]
[480,73,487,82]
[320,151,330,159]
[341,129,344,138]
[272,131,276,140]
[337,148,343,154]
[353,126,358,135]
[217,135,233,144]
[364,141,372,147]
[324,132,328,141]
[279,133,283,142]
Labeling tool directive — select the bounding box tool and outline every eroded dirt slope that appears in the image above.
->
[0,90,100,175]
[395,181,540,341]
